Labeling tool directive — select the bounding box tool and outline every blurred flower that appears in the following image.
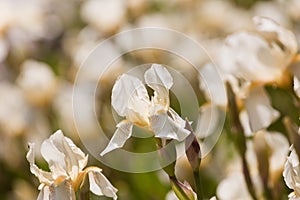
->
[213,16,299,132]
[0,82,28,136]
[101,64,190,155]
[17,60,57,106]
[27,130,118,200]
[217,172,253,200]
[218,16,297,84]
[217,130,289,200]
[283,146,300,200]
[81,0,126,35]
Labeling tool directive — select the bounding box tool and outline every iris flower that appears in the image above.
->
[100,64,190,156]
[283,147,300,200]
[26,130,118,200]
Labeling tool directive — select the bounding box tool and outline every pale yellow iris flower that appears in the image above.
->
[101,64,190,156]
[27,130,118,200]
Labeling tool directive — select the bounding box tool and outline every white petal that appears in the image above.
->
[100,120,133,156]
[217,172,252,200]
[145,64,173,110]
[87,167,118,200]
[218,31,284,82]
[294,76,300,98]
[26,143,53,185]
[264,132,289,173]
[50,180,76,200]
[111,74,150,117]
[253,16,298,57]
[41,133,67,178]
[199,63,227,106]
[150,109,190,141]
[41,130,88,181]
[195,103,220,138]
[37,186,50,200]
[245,86,279,132]
[145,64,173,90]
[283,147,300,191]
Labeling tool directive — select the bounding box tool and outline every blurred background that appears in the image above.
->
[0,0,300,199]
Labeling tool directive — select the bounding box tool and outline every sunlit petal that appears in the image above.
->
[41,130,88,181]
[37,186,50,200]
[87,167,118,200]
[26,143,53,185]
[145,64,173,110]
[111,74,149,117]
[245,86,279,132]
[100,120,133,156]
[253,16,298,57]
[151,109,190,141]
[199,63,227,106]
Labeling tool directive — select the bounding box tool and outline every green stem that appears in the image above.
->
[169,176,191,200]
[193,170,203,200]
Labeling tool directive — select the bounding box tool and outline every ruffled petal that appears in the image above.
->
[41,130,88,181]
[86,167,118,200]
[150,109,190,141]
[144,64,173,110]
[245,86,279,132]
[111,74,150,117]
[26,143,53,185]
[100,120,133,156]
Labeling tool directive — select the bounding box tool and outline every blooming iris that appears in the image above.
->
[283,147,300,200]
[100,64,190,156]
[26,130,118,200]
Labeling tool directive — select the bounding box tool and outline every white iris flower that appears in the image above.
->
[26,130,118,200]
[100,64,190,156]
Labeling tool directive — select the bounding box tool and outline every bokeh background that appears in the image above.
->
[0,0,300,199]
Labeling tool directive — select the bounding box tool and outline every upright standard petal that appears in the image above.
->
[87,167,118,200]
[145,64,173,110]
[245,86,279,132]
[40,130,88,181]
[111,74,150,117]
[100,120,133,156]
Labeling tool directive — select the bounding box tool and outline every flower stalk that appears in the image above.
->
[185,120,203,200]
[226,82,258,200]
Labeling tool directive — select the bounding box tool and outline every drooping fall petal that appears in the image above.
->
[100,120,133,156]
[86,167,118,200]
